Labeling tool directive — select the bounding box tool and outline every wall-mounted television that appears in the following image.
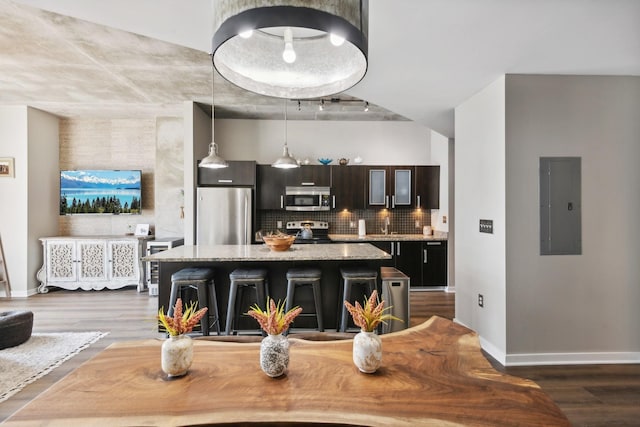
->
[60,170,142,215]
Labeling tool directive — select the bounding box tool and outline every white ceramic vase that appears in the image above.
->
[260,333,290,377]
[353,330,382,373]
[161,334,193,377]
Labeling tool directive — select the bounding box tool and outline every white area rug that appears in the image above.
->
[0,331,108,403]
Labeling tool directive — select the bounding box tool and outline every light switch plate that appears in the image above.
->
[479,219,493,234]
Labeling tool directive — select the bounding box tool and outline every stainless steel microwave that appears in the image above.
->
[285,186,331,211]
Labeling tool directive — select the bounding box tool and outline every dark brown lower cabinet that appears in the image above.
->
[422,240,447,286]
[369,240,447,288]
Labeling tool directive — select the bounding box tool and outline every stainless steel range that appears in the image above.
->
[285,220,331,244]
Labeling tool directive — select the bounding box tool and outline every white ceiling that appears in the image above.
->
[4,0,640,137]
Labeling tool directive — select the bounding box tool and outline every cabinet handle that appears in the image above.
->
[385,195,389,209]
[390,243,395,256]
[218,179,232,183]
[426,241,441,246]
[423,249,428,263]
[332,195,336,209]
[301,182,315,186]
[417,195,421,207]
[280,195,284,209]
[392,195,396,209]
[396,242,400,256]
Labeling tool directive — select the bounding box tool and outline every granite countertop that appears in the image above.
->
[329,232,447,242]
[142,243,392,262]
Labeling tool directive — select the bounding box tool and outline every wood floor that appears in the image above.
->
[1,288,639,426]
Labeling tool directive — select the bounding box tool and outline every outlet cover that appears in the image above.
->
[479,219,493,234]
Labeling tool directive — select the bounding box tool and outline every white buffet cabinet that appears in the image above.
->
[37,236,151,293]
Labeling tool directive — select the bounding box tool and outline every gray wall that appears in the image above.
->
[454,76,507,360]
[0,106,59,297]
[504,75,640,364]
[455,74,640,365]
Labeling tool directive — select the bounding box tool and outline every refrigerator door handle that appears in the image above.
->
[245,192,250,244]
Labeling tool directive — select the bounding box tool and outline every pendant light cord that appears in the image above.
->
[284,99,288,147]
[211,54,215,141]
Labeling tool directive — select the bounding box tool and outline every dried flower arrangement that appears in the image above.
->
[344,290,402,333]
[247,298,302,335]
[158,298,208,336]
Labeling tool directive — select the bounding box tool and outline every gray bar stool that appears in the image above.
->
[225,268,269,335]
[338,267,378,332]
[285,267,324,334]
[168,267,220,336]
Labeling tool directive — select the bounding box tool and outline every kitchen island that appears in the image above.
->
[144,243,391,332]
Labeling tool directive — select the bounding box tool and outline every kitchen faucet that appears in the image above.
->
[381,216,390,235]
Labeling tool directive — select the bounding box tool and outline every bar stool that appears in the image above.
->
[285,267,324,334]
[168,267,220,336]
[338,267,378,332]
[225,268,269,335]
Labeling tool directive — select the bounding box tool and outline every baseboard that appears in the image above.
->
[452,317,640,366]
[6,288,39,298]
[505,351,640,366]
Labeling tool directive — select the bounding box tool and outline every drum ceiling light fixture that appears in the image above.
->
[212,0,369,99]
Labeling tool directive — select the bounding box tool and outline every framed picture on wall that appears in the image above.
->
[0,158,14,177]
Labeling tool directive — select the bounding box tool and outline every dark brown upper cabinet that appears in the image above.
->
[331,165,366,210]
[414,166,440,209]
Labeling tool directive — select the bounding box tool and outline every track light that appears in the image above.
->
[364,101,369,112]
[319,100,324,111]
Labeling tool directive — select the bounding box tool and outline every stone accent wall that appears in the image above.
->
[154,117,184,238]
[58,118,156,236]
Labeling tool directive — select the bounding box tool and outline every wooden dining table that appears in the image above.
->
[4,317,570,426]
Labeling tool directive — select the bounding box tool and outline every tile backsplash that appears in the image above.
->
[258,209,431,235]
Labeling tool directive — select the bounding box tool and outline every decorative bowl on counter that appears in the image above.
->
[318,158,333,165]
[262,235,296,252]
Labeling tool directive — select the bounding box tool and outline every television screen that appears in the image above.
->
[60,170,142,215]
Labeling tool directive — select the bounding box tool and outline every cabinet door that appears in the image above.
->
[394,241,423,286]
[256,165,287,210]
[392,168,413,207]
[108,240,140,282]
[368,168,387,206]
[415,166,440,209]
[287,165,331,187]
[423,241,447,286]
[46,240,77,282]
[331,165,366,210]
[198,160,256,187]
[77,240,108,282]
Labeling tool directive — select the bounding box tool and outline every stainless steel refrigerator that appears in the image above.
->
[196,187,253,245]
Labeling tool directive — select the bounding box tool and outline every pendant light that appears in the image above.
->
[272,100,299,169]
[212,0,368,99]
[199,57,228,169]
